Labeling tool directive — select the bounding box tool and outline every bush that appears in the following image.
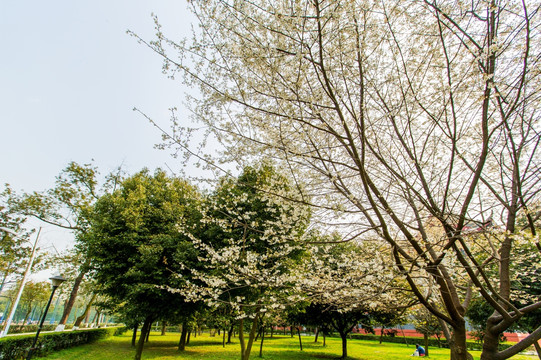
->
[6,324,73,334]
[0,326,126,359]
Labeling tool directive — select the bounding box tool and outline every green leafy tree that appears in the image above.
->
[7,162,122,327]
[16,281,49,327]
[87,169,201,360]
[0,186,33,294]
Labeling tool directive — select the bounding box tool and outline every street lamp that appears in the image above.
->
[26,275,66,360]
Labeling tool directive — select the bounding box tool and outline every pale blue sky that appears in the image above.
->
[1,1,197,249]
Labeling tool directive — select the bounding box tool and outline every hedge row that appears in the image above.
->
[6,325,73,335]
[348,333,513,351]
[0,326,126,359]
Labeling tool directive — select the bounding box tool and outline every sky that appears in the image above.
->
[0,1,198,253]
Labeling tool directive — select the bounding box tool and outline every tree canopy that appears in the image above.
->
[137,1,541,359]
[87,169,201,360]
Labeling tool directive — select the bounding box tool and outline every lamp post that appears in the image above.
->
[26,275,66,360]
[0,228,41,337]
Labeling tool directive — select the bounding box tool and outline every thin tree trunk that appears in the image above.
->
[339,331,347,359]
[135,317,152,360]
[533,341,541,360]
[314,327,319,342]
[131,323,139,347]
[399,325,409,346]
[161,322,167,336]
[379,326,385,344]
[424,333,429,357]
[297,326,303,351]
[227,323,234,344]
[178,323,188,351]
[323,333,326,347]
[73,293,96,328]
[259,326,265,357]
[22,305,33,326]
[146,325,150,342]
[94,310,100,327]
[84,307,92,326]
[223,327,226,347]
[239,315,259,360]
[58,263,89,326]
[186,331,191,345]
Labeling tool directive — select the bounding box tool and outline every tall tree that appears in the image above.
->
[8,162,122,328]
[87,169,201,360]
[139,1,541,359]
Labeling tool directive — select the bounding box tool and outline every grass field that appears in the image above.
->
[41,332,537,360]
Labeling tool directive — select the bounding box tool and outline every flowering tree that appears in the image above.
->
[298,239,409,359]
[137,1,541,359]
[180,164,310,360]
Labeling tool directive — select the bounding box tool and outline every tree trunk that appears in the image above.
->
[131,323,138,347]
[480,314,501,360]
[314,327,319,342]
[399,325,409,346]
[58,264,88,325]
[135,317,152,360]
[339,331,348,359]
[223,327,226,347]
[73,294,96,328]
[239,315,259,360]
[178,323,188,351]
[323,333,326,347]
[297,326,303,351]
[227,323,234,344]
[259,326,265,357]
[146,326,150,342]
[161,322,167,336]
[424,333,429,357]
[533,341,541,360]
[449,325,473,360]
[22,305,33,326]
[379,326,385,344]
[187,331,191,344]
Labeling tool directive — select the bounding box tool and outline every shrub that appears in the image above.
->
[6,324,73,334]
[0,326,126,359]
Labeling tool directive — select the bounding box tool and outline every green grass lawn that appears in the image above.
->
[41,332,537,360]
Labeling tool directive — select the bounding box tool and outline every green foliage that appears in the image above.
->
[0,327,125,359]
[0,186,33,288]
[87,169,201,324]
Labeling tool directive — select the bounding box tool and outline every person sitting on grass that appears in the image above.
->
[415,344,426,356]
